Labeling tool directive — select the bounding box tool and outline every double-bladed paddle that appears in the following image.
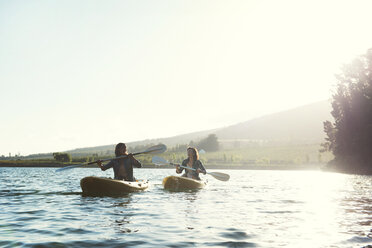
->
[152,156,230,181]
[56,144,167,172]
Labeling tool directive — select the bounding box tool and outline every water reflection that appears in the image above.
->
[338,176,372,242]
[111,198,131,208]
[114,217,134,233]
[287,172,372,247]
[110,197,139,234]
[1,168,371,247]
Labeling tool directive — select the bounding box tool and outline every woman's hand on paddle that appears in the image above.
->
[128,153,134,160]
[97,160,104,170]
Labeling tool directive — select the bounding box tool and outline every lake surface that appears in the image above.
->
[1,167,371,248]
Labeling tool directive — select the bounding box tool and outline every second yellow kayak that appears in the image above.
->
[162,176,206,191]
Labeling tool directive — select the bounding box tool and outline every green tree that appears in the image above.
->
[322,48,372,174]
[197,134,219,152]
[53,152,72,162]
[170,144,188,153]
[318,153,322,163]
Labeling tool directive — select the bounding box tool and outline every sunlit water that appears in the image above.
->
[0,168,371,248]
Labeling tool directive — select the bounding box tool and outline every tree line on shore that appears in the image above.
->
[322,48,372,175]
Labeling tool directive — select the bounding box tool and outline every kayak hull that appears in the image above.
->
[80,176,148,196]
[162,176,206,191]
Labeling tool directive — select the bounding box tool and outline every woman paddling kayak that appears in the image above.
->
[97,143,141,181]
[176,147,206,180]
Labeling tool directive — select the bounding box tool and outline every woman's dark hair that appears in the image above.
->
[187,147,199,161]
[115,143,127,157]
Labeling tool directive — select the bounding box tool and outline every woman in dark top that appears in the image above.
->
[97,143,141,181]
[176,147,206,180]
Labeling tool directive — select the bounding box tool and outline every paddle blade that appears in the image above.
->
[208,172,230,181]
[151,156,169,165]
[142,144,167,155]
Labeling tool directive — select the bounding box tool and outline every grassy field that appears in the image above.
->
[137,143,333,166]
[1,143,333,168]
[0,160,67,167]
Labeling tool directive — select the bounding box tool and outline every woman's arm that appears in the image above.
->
[97,160,114,171]
[176,160,187,174]
[196,160,206,174]
[128,153,142,168]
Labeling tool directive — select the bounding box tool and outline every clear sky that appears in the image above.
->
[1,0,372,155]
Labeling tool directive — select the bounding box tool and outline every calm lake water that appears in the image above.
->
[1,167,371,248]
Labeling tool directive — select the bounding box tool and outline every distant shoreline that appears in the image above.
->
[0,162,320,171]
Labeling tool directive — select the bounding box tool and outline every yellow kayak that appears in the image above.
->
[80,176,148,196]
[162,176,206,191]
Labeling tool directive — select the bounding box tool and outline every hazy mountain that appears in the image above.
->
[215,100,332,143]
[63,128,220,156]
[66,100,332,154]
[24,100,332,158]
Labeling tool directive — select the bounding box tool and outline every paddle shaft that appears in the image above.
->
[88,150,151,165]
[57,144,166,172]
[170,163,202,172]
[173,163,230,181]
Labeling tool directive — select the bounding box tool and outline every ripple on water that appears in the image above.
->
[24,228,60,236]
[162,241,196,248]
[18,240,147,248]
[204,241,257,247]
[15,209,46,215]
[0,189,40,197]
[59,227,94,235]
[15,216,40,222]
[0,190,81,197]
[220,228,255,240]
[258,210,299,214]
[346,236,372,244]
[0,241,24,248]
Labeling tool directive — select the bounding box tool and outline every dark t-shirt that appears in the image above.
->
[103,157,141,181]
